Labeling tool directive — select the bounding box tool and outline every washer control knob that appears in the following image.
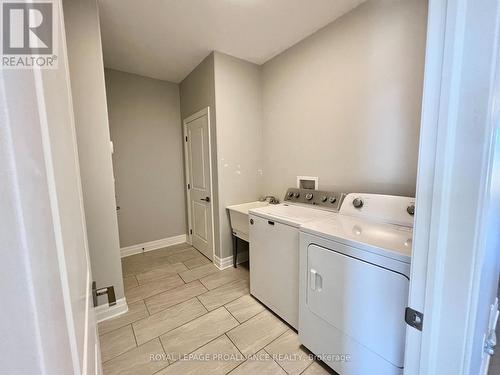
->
[293,192,300,198]
[287,191,294,198]
[320,196,328,202]
[328,196,337,204]
[305,193,313,200]
[353,197,363,208]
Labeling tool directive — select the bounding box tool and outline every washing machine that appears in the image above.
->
[249,188,345,329]
[298,193,415,374]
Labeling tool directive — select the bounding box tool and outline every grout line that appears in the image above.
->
[222,305,239,323]
[263,346,290,374]
[145,290,207,316]
[130,323,139,347]
[265,329,289,348]
[97,302,149,337]
[100,324,137,365]
[144,298,152,316]
[127,277,187,304]
[298,361,314,375]
[223,332,244,358]
[165,331,235,366]
[223,332,247,373]
[136,299,210,343]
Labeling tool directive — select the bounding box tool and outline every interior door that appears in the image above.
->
[184,108,214,260]
[0,1,99,373]
[404,0,500,373]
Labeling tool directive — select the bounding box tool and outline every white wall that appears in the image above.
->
[213,52,265,258]
[261,0,428,197]
[105,69,186,247]
[63,0,124,303]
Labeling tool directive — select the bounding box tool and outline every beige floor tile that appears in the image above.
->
[225,295,265,323]
[122,254,173,276]
[145,281,208,315]
[98,300,149,335]
[102,338,167,375]
[229,350,286,375]
[100,325,136,362]
[160,307,239,361]
[144,243,193,258]
[136,263,183,285]
[199,267,248,290]
[227,310,288,356]
[155,335,243,375]
[170,262,188,272]
[179,263,220,283]
[183,255,211,269]
[123,275,139,291]
[133,298,207,345]
[302,361,337,375]
[165,248,202,264]
[125,274,184,303]
[198,279,249,311]
[265,330,313,375]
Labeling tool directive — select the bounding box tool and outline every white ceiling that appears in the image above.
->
[98,0,365,83]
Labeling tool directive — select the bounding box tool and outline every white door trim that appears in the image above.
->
[183,107,216,262]
[404,0,500,373]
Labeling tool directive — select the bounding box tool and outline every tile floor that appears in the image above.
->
[98,243,336,375]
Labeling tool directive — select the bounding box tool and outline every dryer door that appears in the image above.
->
[306,243,409,367]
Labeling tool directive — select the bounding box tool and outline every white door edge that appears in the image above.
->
[34,61,82,375]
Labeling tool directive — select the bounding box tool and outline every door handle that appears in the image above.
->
[200,197,210,202]
[310,269,322,291]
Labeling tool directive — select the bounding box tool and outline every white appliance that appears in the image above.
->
[299,193,415,375]
[249,188,345,329]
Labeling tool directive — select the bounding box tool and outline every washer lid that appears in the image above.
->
[301,215,413,264]
[249,203,334,227]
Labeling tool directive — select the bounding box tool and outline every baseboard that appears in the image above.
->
[95,297,128,323]
[120,234,187,258]
[214,250,249,270]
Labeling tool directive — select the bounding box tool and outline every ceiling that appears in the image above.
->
[98,0,366,83]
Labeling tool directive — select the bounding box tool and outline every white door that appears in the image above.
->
[184,108,214,260]
[404,0,500,373]
[0,1,99,373]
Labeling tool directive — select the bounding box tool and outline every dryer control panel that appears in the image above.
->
[284,188,345,212]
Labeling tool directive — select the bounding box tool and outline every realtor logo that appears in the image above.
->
[1,1,57,68]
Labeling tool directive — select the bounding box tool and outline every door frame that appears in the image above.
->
[182,107,216,261]
[404,0,500,373]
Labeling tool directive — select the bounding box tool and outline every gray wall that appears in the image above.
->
[261,0,427,197]
[179,53,221,257]
[179,0,427,260]
[213,52,265,258]
[105,69,186,247]
[63,0,124,304]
